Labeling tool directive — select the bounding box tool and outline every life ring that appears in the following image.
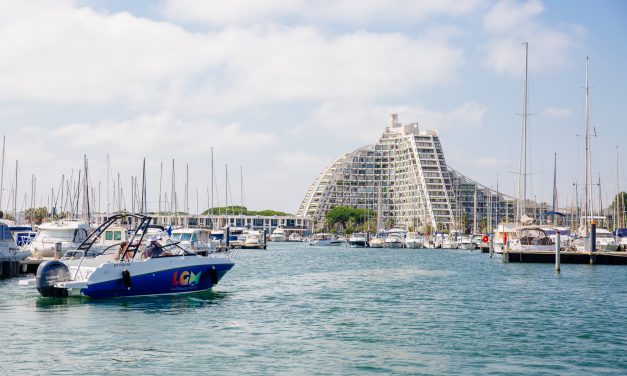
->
[482,235,489,243]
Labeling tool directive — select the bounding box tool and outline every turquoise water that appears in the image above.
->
[2,243,627,375]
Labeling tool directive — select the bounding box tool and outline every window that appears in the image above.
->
[114,231,122,241]
[105,231,113,241]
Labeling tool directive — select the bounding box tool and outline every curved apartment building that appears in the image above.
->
[298,114,517,232]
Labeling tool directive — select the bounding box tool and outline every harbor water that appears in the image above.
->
[2,243,627,375]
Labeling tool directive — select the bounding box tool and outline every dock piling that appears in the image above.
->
[555,231,561,272]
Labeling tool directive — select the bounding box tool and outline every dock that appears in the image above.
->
[503,250,627,265]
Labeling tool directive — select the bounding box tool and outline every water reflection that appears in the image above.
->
[35,289,231,313]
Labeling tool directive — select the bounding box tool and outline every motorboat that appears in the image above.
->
[29,220,91,258]
[594,228,620,252]
[9,225,37,247]
[348,232,368,248]
[368,236,385,248]
[309,233,342,246]
[508,226,555,252]
[441,234,457,249]
[269,227,287,242]
[30,213,234,299]
[384,230,405,248]
[287,232,303,242]
[169,228,217,255]
[0,223,30,261]
[230,229,266,249]
[458,235,474,250]
[614,228,627,251]
[404,232,424,249]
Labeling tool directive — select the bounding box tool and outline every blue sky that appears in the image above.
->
[0,0,625,214]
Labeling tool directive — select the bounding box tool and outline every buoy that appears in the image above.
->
[482,235,489,243]
[122,269,132,289]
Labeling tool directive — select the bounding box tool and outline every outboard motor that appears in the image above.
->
[36,260,71,297]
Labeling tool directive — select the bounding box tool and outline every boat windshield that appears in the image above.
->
[0,225,14,241]
[171,233,196,241]
[36,229,75,242]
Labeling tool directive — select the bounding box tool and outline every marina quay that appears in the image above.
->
[90,212,313,236]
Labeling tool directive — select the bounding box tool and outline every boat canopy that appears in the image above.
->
[0,223,14,241]
[613,228,627,237]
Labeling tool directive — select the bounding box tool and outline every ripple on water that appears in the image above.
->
[2,244,627,375]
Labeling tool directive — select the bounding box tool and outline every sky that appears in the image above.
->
[0,0,626,215]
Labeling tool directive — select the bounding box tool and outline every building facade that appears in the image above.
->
[298,114,517,233]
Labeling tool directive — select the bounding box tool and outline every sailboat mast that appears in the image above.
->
[14,160,18,220]
[552,153,557,225]
[0,135,5,211]
[616,146,621,229]
[158,161,163,214]
[583,56,592,236]
[517,41,529,222]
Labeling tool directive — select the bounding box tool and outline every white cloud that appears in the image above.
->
[481,0,580,75]
[0,1,464,113]
[543,107,572,118]
[0,1,217,104]
[299,100,488,143]
[161,0,484,26]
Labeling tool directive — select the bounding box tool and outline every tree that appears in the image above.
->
[25,207,48,225]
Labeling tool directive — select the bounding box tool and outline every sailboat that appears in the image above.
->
[502,42,556,254]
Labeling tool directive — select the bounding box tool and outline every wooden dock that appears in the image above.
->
[503,250,627,265]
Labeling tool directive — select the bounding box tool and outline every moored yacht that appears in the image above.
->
[29,220,90,258]
[594,228,620,252]
[269,227,287,242]
[0,223,30,261]
[384,230,405,248]
[170,228,216,255]
[348,232,368,248]
[309,233,342,246]
[404,232,424,249]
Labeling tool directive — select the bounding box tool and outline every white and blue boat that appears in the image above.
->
[33,213,234,299]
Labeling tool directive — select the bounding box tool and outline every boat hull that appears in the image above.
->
[58,256,234,299]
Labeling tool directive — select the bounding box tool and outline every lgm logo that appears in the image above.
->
[172,270,201,287]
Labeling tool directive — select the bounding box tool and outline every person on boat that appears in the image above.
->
[144,236,162,258]
[116,241,130,261]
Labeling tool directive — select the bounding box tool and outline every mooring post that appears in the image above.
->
[366,231,370,248]
[590,220,597,264]
[489,235,494,258]
[263,230,267,250]
[225,226,230,249]
[555,231,561,272]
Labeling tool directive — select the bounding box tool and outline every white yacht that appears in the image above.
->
[441,234,458,249]
[0,223,30,261]
[29,220,90,258]
[404,232,424,249]
[269,227,287,242]
[169,228,216,255]
[309,233,342,246]
[238,230,266,249]
[594,228,620,252]
[508,226,555,252]
[457,235,474,250]
[287,232,303,242]
[368,236,385,248]
[348,232,368,248]
[384,230,405,248]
